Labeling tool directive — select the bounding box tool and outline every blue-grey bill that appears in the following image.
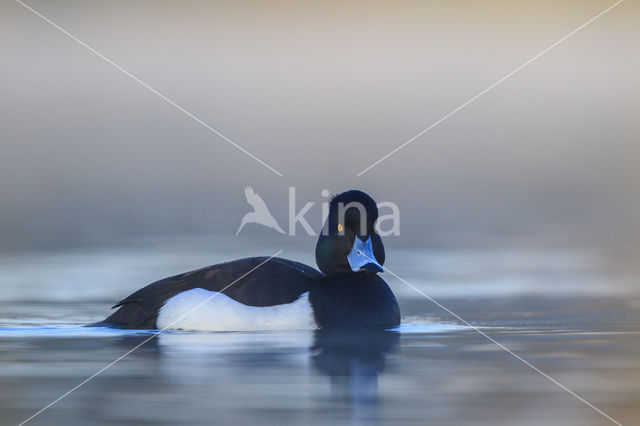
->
[347,237,383,273]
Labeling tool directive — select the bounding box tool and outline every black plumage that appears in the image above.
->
[95,257,320,329]
[94,189,401,330]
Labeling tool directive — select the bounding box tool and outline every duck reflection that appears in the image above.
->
[143,328,398,424]
[311,329,399,424]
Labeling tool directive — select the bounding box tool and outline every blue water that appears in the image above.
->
[1,236,638,425]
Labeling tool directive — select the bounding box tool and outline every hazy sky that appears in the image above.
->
[1,0,638,249]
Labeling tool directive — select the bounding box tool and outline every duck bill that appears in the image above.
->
[347,237,384,273]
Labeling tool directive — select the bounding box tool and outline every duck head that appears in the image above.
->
[315,190,385,277]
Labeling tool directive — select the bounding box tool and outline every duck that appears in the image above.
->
[94,190,400,331]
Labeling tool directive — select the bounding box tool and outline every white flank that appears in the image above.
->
[157,288,315,331]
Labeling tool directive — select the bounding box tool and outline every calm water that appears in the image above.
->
[0,236,638,425]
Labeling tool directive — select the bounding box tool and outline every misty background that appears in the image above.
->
[3,4,640,424]
[1,0,638,257]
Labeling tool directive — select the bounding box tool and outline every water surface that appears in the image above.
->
[1,237,638,425]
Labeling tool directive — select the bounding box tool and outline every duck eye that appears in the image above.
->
[337,224,343,232]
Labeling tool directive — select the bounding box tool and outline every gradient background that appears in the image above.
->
[1,0,639,256]
[1,2,640,425]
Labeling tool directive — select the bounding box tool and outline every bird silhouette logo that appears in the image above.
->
[236,186,286,235]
